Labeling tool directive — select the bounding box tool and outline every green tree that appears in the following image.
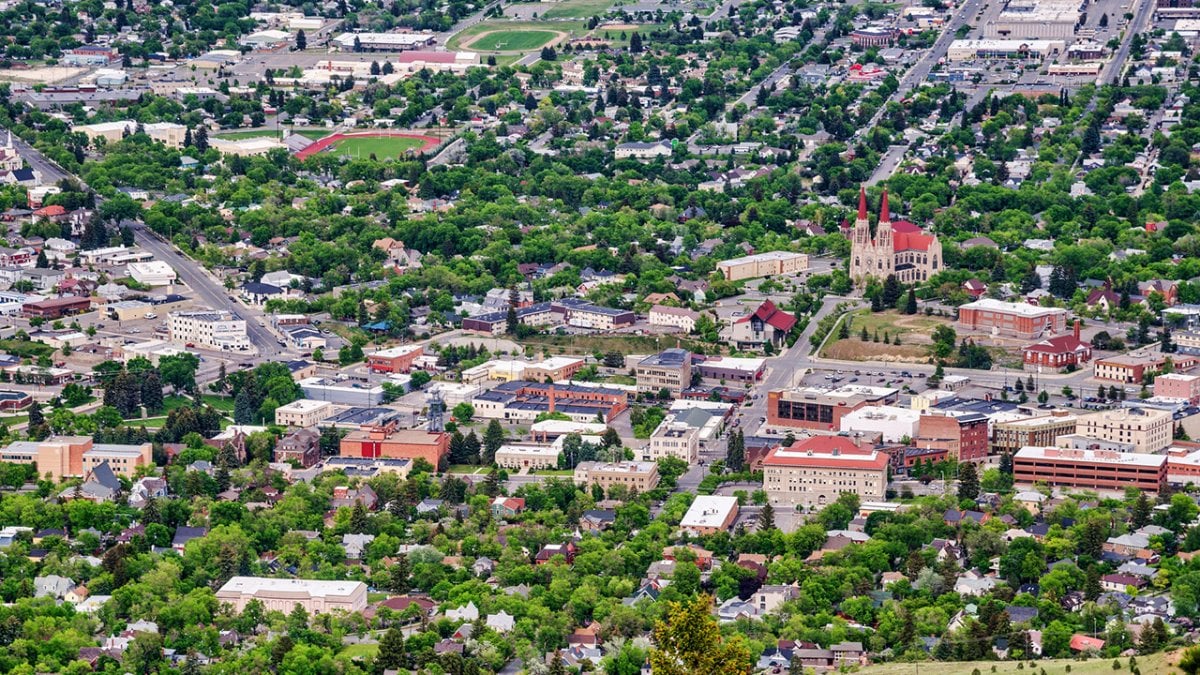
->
[483,419,505,464]
[376,626,407,671]
[651,595,751,675]
[958,461,980,500]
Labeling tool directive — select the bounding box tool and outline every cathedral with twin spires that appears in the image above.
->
[849,186,943,284]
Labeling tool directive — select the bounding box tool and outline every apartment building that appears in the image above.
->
[1075,407,1173,454]
[574,461,660,492]
[648,305,701,333]
[1093,350,1196,383]
[1013,446,1166,492]
[761,437,889,508]
[472,381,629,423]
[494,444,562,470]
[716,251,809,281]
[168,310,251,352]
[646,421,700,464]
[991,411,1078,455]
[274,399,333,428]
[0,436,152,481]
[1155,373,1200,403]
[635,348,692,396]
[216,577,368,613]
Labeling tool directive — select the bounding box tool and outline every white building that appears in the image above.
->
[168,310,252,352]
[646,420,700,464]
[215,577,367,613]
[275,399,334,427]
[125,261,177,287]
[494,444,562,470]
[330,32,436,51]
[839,405,921,443]
[680,495,739,535]
[648,305,701,333]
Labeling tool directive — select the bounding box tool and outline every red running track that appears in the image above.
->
[294,131,442,159]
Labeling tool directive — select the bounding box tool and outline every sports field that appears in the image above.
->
[294,131,441,160]
[469,29,559,50]
[333,136,427,159]
[541,0,617,18]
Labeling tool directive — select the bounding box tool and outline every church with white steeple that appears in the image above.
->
[849,186,942,285]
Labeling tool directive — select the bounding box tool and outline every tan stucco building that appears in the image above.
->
[216,577,367,614]
[1075,407,1173,454]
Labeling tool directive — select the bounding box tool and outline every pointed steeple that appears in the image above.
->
[880,189,890,224]
[857,186,868,221]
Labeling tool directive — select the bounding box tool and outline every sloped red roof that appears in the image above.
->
[736,300,796,332]
[1023,335,1090,355]
[33,205,66,217]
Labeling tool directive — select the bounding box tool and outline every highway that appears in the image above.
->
[0,124,285,359]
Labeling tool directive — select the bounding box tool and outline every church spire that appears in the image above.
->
[857,186,867,221]
[880,189,890,224]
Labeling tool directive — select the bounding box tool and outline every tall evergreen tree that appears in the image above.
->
[957,462,980,501]
[376,626,407,671]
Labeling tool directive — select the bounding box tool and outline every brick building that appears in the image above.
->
[0,436,151,481]
[957,298,1068,339]
[1013,446,1166,492]
[767,385,898,431]
[1093,350,1197,383]
[1155,373,1200,403]
[339,424,449,468]
[1075,407,1173,454]
[915,410,990,461]
[366,345,424,373]
[1022,321,1092,372]
[573,461,660,493]
[991,411,1077,455]
[275,428,322,468]
[761,436,889,508]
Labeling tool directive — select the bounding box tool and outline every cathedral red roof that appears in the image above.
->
[894,230,936,252]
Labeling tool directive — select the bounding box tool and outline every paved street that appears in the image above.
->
[0,124,286,359]
[1101,0,1153,85]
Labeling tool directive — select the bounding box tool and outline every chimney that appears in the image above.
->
[1074,319,1080,340]
[857,186,868,221]
[880,189,890,224]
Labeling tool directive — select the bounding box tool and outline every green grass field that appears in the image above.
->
[469,29,559,51]
[0,414,28,427]
[542,0,617,18]
[337,643,378,659]
[332,136,429,160]
[860,651,1177,675]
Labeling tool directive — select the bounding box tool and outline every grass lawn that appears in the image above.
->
[447,464,487,474]
[201,395,235,412]
[603,374,637,386]
[534,469,575,476]
[468,29,559,51]
[859,651,1177,675]
[134,417,167,428]
[367,592,389,603]
[338,644,378,659]
[819,309,950,364]
[0,414,27,427]
[332,135,429,160]
[541,0,617,19]
[293,129,330,140]
[492,54,522,66]
[214,129,281,140]
[448,20,586,50]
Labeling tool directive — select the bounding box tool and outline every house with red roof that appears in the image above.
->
[729,300,796,351]
[1022,320,1092,372]
[962,279,987,299]
[1069,635,1105,652]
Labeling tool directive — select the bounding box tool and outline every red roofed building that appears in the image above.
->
[849,187,943,284]
[730,300,796,351]
[1069,635,1105,653]
[32,205,67,219]
[1022,320,1092,372]
[761,436,889,507]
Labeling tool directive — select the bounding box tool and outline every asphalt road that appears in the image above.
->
[0,124,285,359]
[1101,0,1153,85]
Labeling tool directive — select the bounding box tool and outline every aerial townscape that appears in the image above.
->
[12,0,1200,673]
